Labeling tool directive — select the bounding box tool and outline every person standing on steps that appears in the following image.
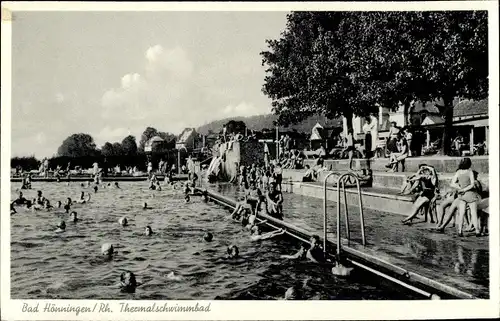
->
[362,116,378,176]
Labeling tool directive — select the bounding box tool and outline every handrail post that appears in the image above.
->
[356,178,366,246]
[342,178,350,243]
[336,176,341,257]
[323,172,336,259]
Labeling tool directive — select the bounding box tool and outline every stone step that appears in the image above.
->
[282,169,489,195]
[303,155,489,174]
[282,180,415,216]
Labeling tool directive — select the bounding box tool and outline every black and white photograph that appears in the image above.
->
[1,1,499,320]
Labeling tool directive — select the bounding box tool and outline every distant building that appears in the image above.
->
[144,136,165,153]
[176,128,198,150]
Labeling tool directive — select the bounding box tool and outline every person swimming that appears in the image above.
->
[10,202,17,215]
[145,226,153,236]
[119,217,128,227]
[35,190,46,206]
[185,195,190,203]
[56,200,62,208]
[114,182,120,189]
[94,185,98,193]
[55,221,66,233]
[13,192,27,205]
[284,286,301,300]
[120,271,137,293]
[331,261,354,277]
[43,199,53,210]
[143,202,152,210]
[78,191,91,204]
[280,235,325,263]
[203,232,213,242]
[101,243,116,259]
[70,211,78,223]
[250,226,285,241]
[226,245,239,259]
[64,198,72,213]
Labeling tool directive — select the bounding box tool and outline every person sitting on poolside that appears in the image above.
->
[245,180,263,215]
[250,226,285,241]
[266,182,283,220]
[280,235,325,263]
[401,166,439,225]
[399,164,435,195]
[302,165,315,182]
[385,132,408,172]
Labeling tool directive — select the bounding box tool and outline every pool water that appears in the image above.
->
[11,181,417,300]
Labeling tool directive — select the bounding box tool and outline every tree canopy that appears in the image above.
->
[138,127,176,152]
[57,133,98,157]
[261,11,488,154]
[121,135,138,156]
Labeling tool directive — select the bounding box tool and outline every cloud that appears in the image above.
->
[55,93,65,103]
[222,102,269,117]
[94,126,134,146]
[101,44,272,137]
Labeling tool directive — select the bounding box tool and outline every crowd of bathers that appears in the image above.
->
[399,157,489,237]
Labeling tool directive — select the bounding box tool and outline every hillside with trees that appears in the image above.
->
[197,114,342,135]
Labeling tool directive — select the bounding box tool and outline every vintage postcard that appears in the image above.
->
[1,1,499,320]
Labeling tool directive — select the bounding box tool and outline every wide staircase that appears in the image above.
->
[282,156,489,216]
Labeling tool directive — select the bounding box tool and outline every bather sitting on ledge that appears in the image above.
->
[266,182,283,220]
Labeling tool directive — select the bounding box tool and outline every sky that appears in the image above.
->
[11,11,288,158]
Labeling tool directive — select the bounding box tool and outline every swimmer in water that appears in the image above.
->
[145,226,153,236]
[226,245,239,259]
[70,211,78,223]
[331,261,354,277]
[101,243,116,259]
[64,198,72,213]
[94,185,98,193]
[13,191,27,205]
[55,221,66,233]
[203,232,213,242]
[166,271,183,281]
[280,235,325,263]
[114,182,120,189]
[284,286,301,300]
[119,217,128,227]
[250,226,285,242]
[10,202,17,215]
[120,271,138,293]
[185,195,190,203]
[77,191,91,204]
[143,202,152,210]
[43,199,53,210]
[56,200,62,208]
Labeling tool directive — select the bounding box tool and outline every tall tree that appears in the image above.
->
[101,142,114,157]
[57,133,98,157]
[121,135,138,156]
[261,12,378,131]
[138,127,159,152]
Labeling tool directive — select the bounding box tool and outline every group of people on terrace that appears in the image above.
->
[400,157,489,237]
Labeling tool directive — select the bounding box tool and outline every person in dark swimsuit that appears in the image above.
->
[13,192,27,205]
[266,183,283,220]
[401,167,438,224]
[280,235,325,263]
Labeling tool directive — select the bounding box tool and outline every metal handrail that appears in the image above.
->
[323,171,366,258]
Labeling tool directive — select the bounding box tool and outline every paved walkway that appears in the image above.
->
[279,191,489,298]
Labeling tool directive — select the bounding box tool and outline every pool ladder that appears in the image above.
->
[322,172,366,259]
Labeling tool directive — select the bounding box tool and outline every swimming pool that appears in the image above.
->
[11,181,418,300]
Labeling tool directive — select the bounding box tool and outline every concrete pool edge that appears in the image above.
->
[193,187,485,300]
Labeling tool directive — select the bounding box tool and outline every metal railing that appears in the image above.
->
[323,171,366,259]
